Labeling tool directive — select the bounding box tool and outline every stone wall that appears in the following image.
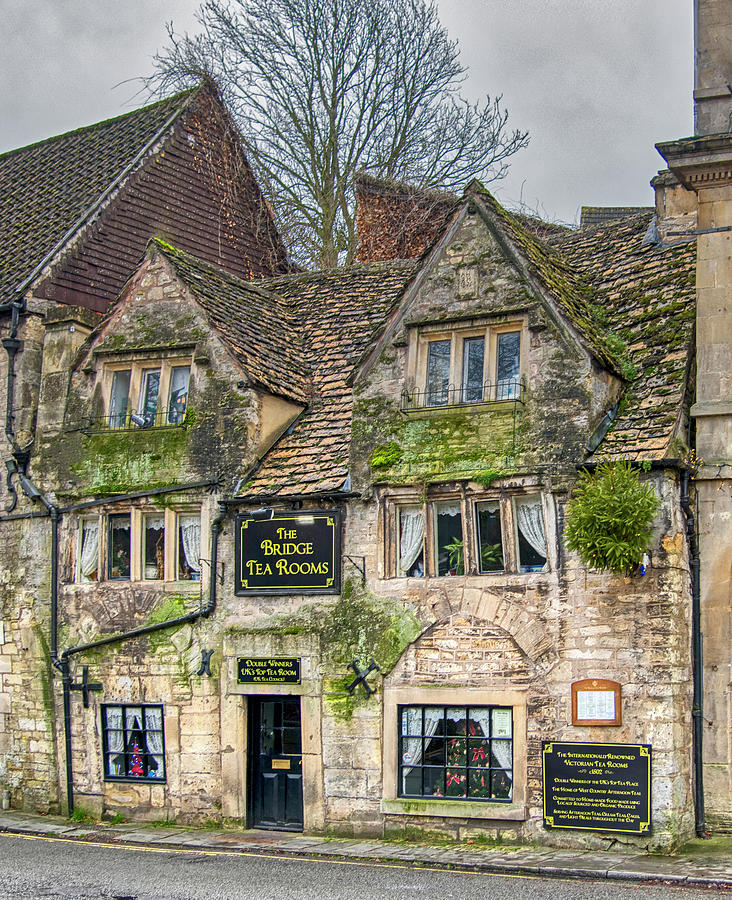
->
[0,514,59,812]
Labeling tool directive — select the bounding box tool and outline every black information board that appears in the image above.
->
[235,510,341,595]
[237,657,301,684]
[542,741,651,834]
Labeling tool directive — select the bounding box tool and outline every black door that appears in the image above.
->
[249,696,303,831]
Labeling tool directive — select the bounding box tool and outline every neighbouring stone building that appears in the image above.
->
[1,0,731,851]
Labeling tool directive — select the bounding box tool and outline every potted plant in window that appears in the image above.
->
[445,537,465,575]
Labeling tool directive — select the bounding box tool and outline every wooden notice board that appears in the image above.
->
[571,679,621,727]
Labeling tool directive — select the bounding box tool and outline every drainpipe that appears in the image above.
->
[2,298,26,452]
[56,502,226,814]
[681,468,708,838]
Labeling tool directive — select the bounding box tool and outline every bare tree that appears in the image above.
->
[150,0,529,269]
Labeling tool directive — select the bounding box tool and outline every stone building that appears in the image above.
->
[1,0,731,850]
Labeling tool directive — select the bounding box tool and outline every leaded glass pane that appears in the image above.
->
[476,501,504,572]
[143,515,165,580]
[109,370,130,428]
[496,332,520,399]
[426,340,450,406]
[139,369,161,424]
[462,337,485,402]
[167,366,190,424]
[108,514,131,579]
[433,501,463,576]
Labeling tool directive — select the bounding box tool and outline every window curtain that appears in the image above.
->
[399,508,424,575]
[105,707,124,776]
[79,519,99,581]
[179,516,201,574]
[401,707,443,789]
[515,496,546,558]
[144,707,164,776]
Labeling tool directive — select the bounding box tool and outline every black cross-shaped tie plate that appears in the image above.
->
[69,665,103,708]
[346,659,380,696]
[196,649,214,677]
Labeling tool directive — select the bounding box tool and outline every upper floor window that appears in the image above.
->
[390,490,548,578]
[107,359,190,428]
[406,323,524,410]
[76,508,202,584]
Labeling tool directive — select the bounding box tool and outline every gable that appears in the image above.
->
[0,91,194,305]
[353,189,623,390]
[1,87,288,312]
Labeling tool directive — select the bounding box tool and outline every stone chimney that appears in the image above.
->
[694,0,732,135]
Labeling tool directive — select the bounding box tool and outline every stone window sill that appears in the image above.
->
[381,798,527,821]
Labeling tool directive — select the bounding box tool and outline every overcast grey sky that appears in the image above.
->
[2,0,693,225]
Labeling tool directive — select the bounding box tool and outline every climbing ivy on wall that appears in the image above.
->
[563,460,658,574]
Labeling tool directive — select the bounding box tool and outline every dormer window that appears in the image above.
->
[407,323,524,410]
[106,359,190,428]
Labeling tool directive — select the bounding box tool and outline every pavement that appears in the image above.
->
[0,809,731,890]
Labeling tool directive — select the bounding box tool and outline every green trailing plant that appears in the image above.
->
[564,460,658,574]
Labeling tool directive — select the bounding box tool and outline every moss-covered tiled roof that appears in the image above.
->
[152,241,310,404]
[239,261,419,496]
[0,91,195,303]
[553,214,696,460]
[473,186,625,375]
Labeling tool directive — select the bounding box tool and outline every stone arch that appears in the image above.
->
[386,613,544,689]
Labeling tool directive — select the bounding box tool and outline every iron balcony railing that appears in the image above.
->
[83,408,189,431]
[401,378,525,411]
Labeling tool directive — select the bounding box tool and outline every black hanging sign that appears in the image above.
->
[235,510,341,595]
[237,657,301,684]
[542,741,651,834]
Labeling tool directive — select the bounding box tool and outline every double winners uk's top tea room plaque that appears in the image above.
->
[542,741,651,834]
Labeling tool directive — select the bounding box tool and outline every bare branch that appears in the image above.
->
[147,0,529,268]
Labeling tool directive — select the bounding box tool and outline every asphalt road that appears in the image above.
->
[0,833,727,900]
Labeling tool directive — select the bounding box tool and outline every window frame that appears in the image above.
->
[385,488,549,579]
[409,320,525,409]
[382,685,527,821]
[74,506,204,585]
[397,703,514,803]
[101,703,166,784]
[103,356,191,429]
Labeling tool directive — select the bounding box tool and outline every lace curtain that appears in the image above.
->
[104,707,124,776]
[399,508,424,575]
[401,707,443,791]
[515,496,546,559]
[145,707,165,776]
[79,519,98,581]
[180,516,201,574]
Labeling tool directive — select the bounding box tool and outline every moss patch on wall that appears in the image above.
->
[353,395,522,486]
[70,427,190,495]
[232,580,422,719]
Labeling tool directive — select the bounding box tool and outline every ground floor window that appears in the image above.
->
[398,705,512,801]
[101,704,166,782]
